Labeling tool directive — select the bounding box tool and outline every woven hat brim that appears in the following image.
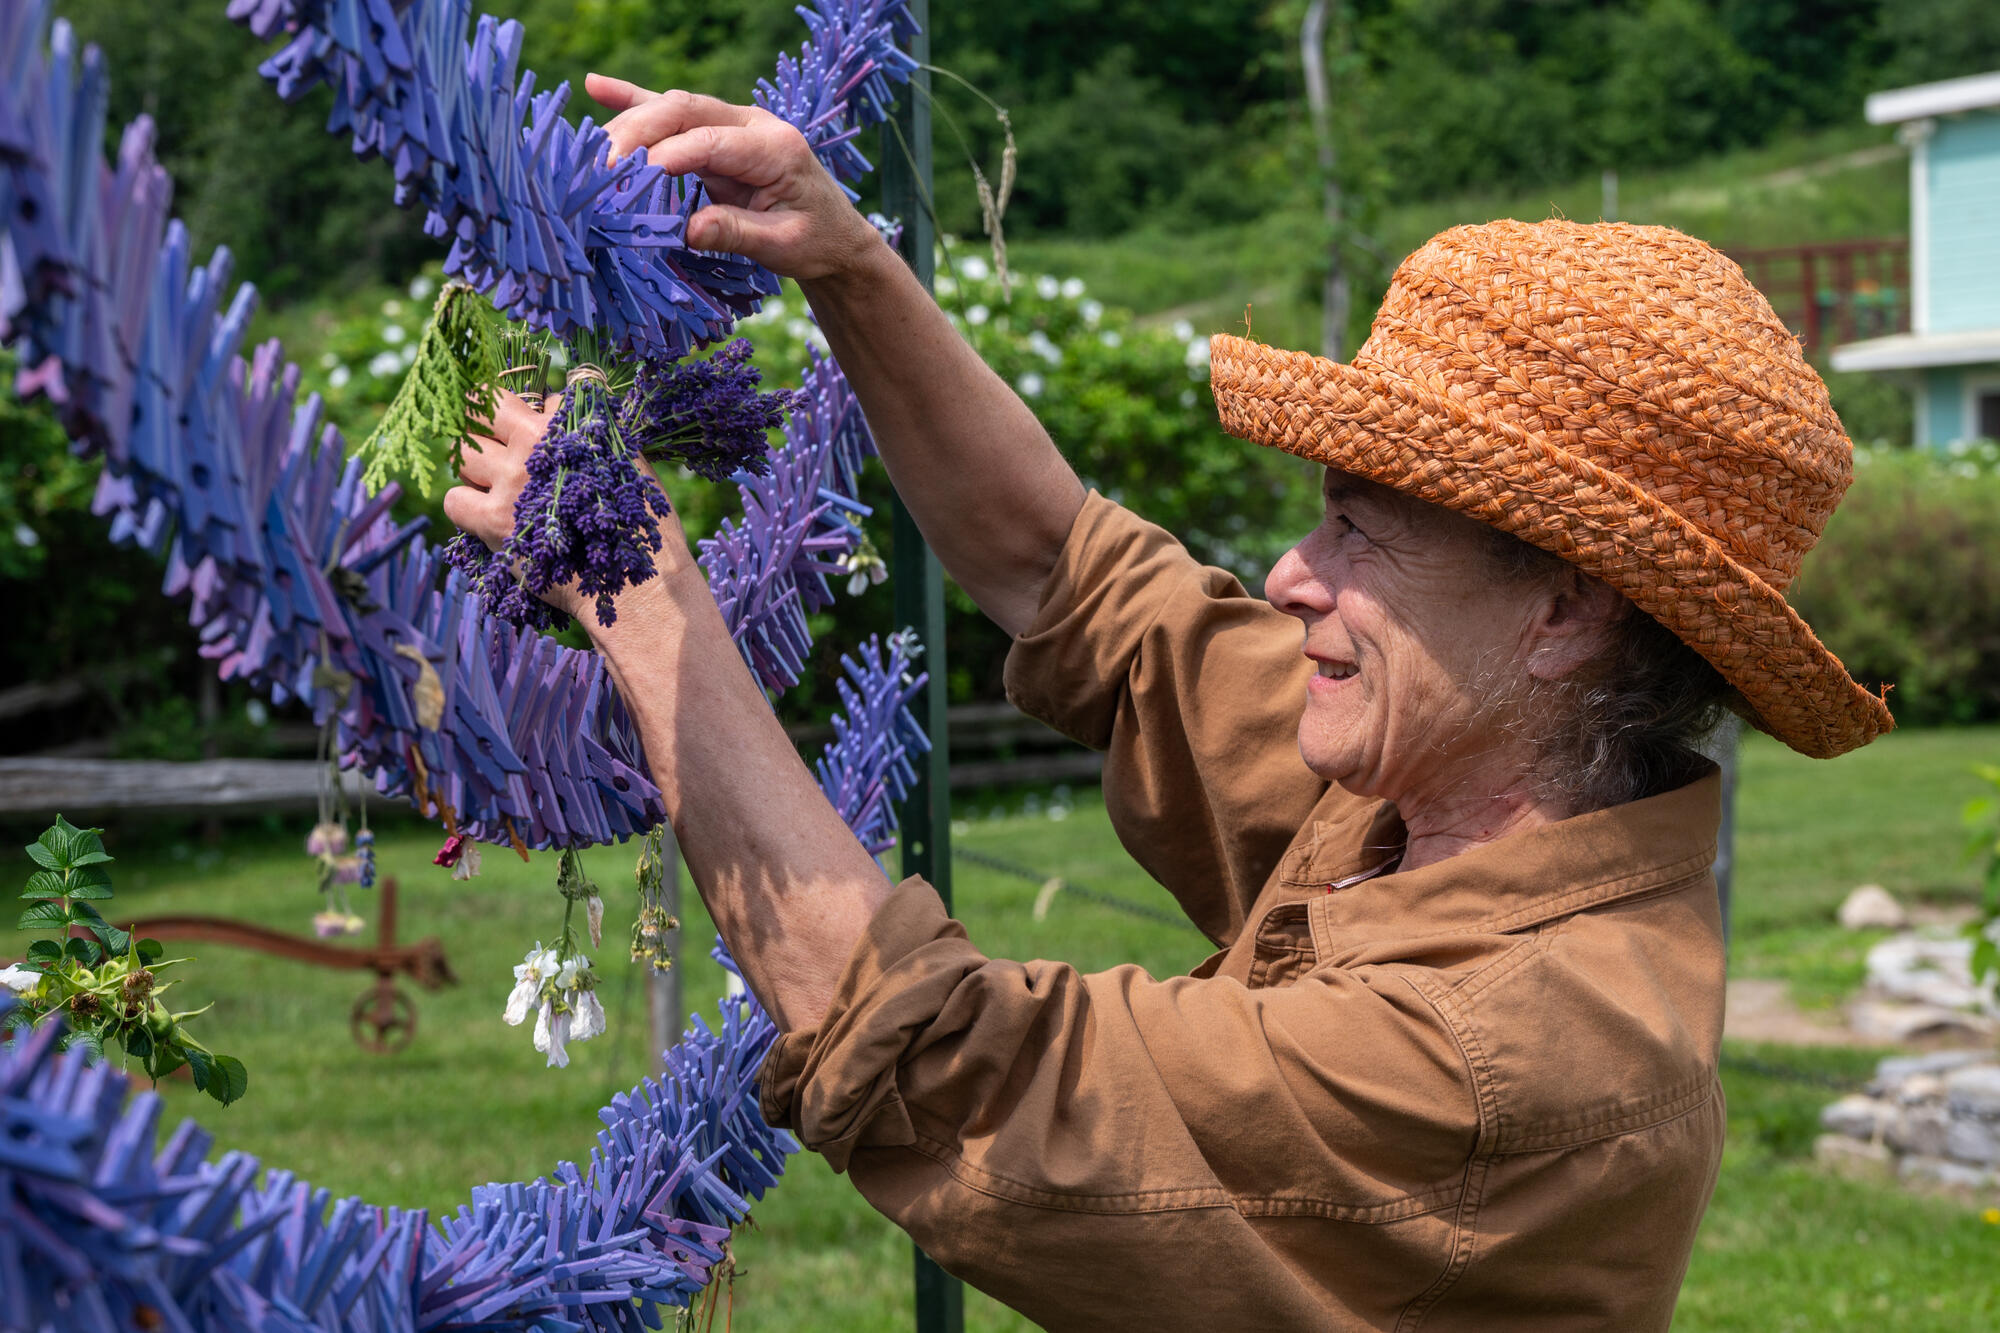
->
[1210,335,1891,759]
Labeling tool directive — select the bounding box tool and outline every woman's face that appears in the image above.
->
[1265,469,1547,809]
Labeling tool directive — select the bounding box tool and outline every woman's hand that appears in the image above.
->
[586,77,880,285]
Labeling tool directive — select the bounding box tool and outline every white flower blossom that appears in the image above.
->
[1061,277,1085,299]
[1027,330,1063,366]
[382,323,407,344]
[966,304,990,327]
[366,350,402,378]
[450,843,482,881]
[1035,274,1060,300]
[0,964,43,997]
[534,1001,572,1068]
[381,298,404,317]
[586,892,603,949]
[408,274,436,300]
[1017,371,1045,398]
[319,351,340,369]
[327,365,352,389]
[1171,318,1195,341]
[504,944,557,1027]
[12,523,38,549]
[571,989,607,1042]
[1185,336,1211,369]
[1079,299,1104,326]
[1099,329,1123,349]
[960,255,991,281]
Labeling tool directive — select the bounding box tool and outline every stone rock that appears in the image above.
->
[1848,999,1993,1044]
[1820,1094,1896,1140]
[1874,1050,1988,1088]
[1946,1116,2000,1166]
[1865,933,1998,1015]
[1886,1104,1951,1157]
[1896,1153,1997,1195]
[1897,1073,1948,1105]
[1814,1133,1895,1184]
[1838,884,1908,930]
[1945,1065,2000,1119]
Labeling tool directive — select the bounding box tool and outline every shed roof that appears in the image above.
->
[1866,70,2000,125]
[1829,327,2000,373]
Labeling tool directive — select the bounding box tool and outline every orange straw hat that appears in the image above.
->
[1209,218,1890,759]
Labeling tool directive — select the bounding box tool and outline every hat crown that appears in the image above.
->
[1352,219,1851,591]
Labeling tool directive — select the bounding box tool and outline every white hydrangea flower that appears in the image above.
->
[1017,371,1045,398]
[327,365,352,388]
[960,255,991,281]
[382,323,407,344]
[1035,274,1060,300]
[408,274,436,300]
[1186,336,1211,369]
[966,304,990,327]
[1061,277,1085,299]
[366,350,402,378]
[381,298,404,317]
[1171,318,1195,341]
[1099,329,1123,348]
[319,351,340,369]
[12,523,38,549]
[1079,298,1103,326]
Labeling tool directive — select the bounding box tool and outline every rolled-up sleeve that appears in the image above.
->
[759,876,1478,1330]
[1003,491,1331,945]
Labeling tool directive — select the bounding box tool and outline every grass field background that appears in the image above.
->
[5,725,2000,1329]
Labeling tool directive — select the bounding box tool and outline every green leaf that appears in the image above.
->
[88,921,131,956]
[40,816,83,864]
[25,939,60,964]
[23,841,60,871]
[146,1043,185,1081]
[20,869,68,899]
[63,936,101,966]
[204,1054,248,1106]
[59,1028,105,1063]
[0,1007,36,1036]
[15,900,68,931]
[66,849,112,868]
[137,938,164,964]
[123,1025,153,1062]
[183,1045,213,1091]
[66,864,112,893]
[63,882,114,902]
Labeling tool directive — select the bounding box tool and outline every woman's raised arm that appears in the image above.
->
[588,78,1086,637]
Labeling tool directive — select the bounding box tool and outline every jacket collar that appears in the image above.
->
[1287,766,1721,944]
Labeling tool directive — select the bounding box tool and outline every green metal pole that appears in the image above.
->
[880,5,963,1332]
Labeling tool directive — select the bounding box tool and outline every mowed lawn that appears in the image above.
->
[4,725,1998,1330]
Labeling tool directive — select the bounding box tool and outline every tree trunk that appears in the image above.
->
[1301,0,1349,360]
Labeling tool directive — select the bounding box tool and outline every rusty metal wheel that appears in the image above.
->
[350,981,417,1053]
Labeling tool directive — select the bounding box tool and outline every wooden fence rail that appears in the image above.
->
[0,704,1096,818]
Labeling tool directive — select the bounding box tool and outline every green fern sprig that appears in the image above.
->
[357,281,506,497]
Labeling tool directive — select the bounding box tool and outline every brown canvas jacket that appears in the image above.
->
[760,492,1728,1330]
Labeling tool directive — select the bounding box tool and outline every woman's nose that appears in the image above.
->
[1265,541,1332,619]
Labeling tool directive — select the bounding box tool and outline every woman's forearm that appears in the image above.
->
[801,243,1086,637]
[582,563,895,1032]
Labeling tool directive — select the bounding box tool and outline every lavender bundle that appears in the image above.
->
[444,338,800,629]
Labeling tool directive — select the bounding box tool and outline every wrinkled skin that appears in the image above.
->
[1265,470,1624,871]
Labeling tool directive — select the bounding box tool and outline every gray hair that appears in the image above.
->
[1481,528,1737,813]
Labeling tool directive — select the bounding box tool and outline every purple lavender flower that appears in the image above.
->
[450,342,797,630]
[624,339,799,481]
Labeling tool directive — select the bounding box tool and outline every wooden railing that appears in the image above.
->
[0,704,1099,818]
[1727,237,1909,355]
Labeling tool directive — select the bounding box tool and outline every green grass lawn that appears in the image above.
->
[5,724,1998,1328]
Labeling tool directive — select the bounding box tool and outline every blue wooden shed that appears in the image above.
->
[1830,70,2000,447]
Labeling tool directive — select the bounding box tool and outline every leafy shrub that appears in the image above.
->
[1790,442,2000,725]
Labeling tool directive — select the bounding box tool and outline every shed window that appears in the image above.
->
[1982,390,2000,443]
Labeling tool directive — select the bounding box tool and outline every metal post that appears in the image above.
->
[880,6,962,1330]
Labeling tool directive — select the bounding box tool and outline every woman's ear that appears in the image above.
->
[1523,568,1626,682]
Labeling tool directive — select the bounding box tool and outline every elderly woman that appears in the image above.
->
[445,84,1891,1331]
